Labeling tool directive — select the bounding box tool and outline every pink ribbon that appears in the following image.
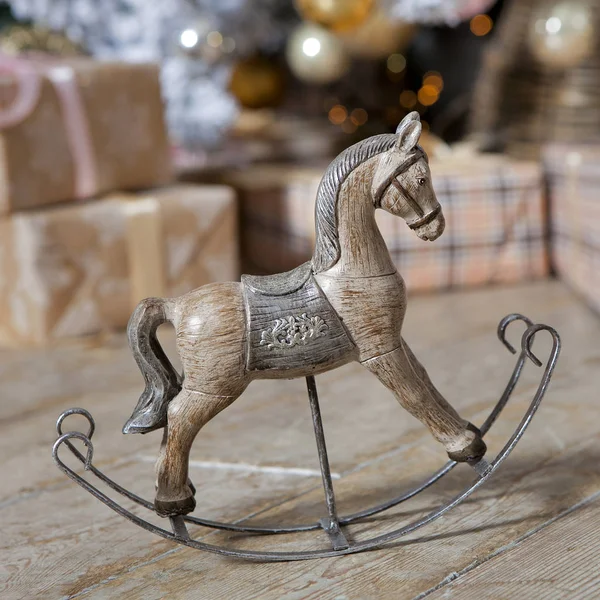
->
[0,54,98,199]
[457,0,497,21]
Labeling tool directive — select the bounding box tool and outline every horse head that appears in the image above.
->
[371,112,445,242]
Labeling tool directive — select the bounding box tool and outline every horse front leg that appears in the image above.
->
[362,339,486,463]
[154,388,236,517]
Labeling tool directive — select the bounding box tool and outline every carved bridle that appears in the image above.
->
[373,147,441,230]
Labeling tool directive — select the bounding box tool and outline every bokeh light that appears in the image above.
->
[387,53,407,74]
[470,14,493,36]
[423,72,444,92]
[417,84,440,106]
[206,31,223,47]
[328,104,347,125]
[222,37,236,53]
[545,16,562,34]
[399,90,417,109]
[302,37,321,57]
[180,29,199,49]
[350,108,368,126]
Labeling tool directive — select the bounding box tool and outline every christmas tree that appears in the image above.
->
[5,0,497,150]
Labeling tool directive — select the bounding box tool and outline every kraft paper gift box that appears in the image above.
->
[0,184,239,345]
[0,56,172,214]
[226,154,549,291]
[545,145,600,313]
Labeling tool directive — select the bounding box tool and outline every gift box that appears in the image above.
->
[0,184,238,345]
[225,153,549,291]
[221,164,321,275]
[545,145,600,313]
[0,56,172,215]
[385,154,549,291]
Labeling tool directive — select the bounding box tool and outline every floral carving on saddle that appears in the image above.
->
[260,314,328,350]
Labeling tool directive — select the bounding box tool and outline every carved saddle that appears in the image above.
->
[242,262,356,373]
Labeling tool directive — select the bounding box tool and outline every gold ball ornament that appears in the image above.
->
[286,23,350,84]
[229,57,285,109]
[294,0,374,32]
[528,1,594,69]
[339,10,416,59]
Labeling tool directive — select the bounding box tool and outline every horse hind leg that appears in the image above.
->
[154,387,239,517]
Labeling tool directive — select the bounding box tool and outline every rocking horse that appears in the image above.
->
[53,112,561,560]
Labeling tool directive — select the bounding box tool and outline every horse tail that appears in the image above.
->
[123,297,182,435]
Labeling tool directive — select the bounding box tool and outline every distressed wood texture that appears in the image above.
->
[1,279,599,599]
[124,112,484,515]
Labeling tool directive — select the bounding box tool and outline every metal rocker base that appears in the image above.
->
[52,314,560,562]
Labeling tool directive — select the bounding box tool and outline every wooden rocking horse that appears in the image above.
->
[53,111,559,560]
[123,112,488,518]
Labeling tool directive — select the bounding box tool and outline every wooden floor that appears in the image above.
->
[1,280,599,599]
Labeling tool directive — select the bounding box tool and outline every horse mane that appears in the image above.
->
[312,133,398,273]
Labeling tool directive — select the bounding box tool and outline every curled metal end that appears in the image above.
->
[522,323,561,368]
[53,431,95,470]
[497,314,534,355]
[56,407,95,440]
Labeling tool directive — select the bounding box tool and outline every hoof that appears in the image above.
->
[447,423,487,464]
[154,495,196,518]
[122,407,166,435]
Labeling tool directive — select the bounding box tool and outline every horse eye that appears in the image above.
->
[417,177,427,186]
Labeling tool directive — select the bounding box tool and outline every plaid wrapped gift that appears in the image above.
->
[222,164,322,275]
[382,154,548,291]
[545,145,600,313]
[226,154,548,292]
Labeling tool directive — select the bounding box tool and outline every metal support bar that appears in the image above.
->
[170,516,190,540]
[306,376,349,551]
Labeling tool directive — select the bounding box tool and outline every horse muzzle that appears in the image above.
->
[410,206,445,241]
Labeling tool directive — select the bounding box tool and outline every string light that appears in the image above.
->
[545,16,562,34]
[386,53,406,74]
[180,29,199,49]
[221,37,236,53]
[350,108,368,126]
[302,37,321,57]
[399,90,417,109]
[206,31,223,47]
[328,104,347,125]
[423,71,443,92]
[417,84,439,106]
[470,14,493,36]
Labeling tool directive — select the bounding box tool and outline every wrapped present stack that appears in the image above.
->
[224,152,549,292]
[545,145,600,314]
[0,56,239,346]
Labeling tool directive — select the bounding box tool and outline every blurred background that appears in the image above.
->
[0,0,597,346]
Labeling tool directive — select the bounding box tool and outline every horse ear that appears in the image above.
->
[395,111,420,135]
[396,117,422,153]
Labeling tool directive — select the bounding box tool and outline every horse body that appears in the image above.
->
[124,112,487,517]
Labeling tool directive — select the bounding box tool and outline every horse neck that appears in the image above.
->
[323,157,396,278]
